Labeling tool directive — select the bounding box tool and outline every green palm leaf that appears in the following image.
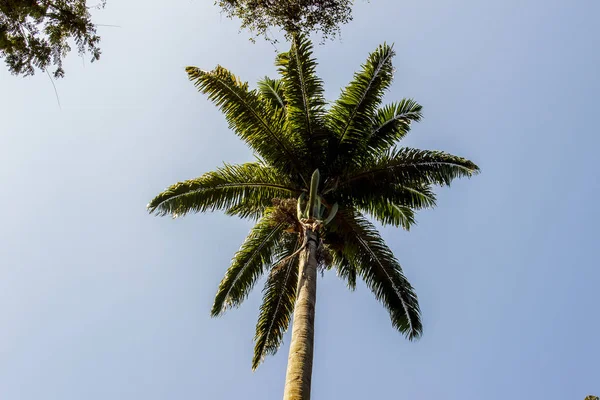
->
[276,34,326,165]
[252,234,302,369]
[360,200,416,230]
[365,100,423,155]
[257,76,287,112]
[211,212,287,316]
[340,147,480,189]
[326,238,357,290]
[149,36,481,382]
[147,162,298,217]
[336,182,437,212]
[224,197,268,220]
[334,209,422,339]
[328,43,395,157]
[186,66,304,177]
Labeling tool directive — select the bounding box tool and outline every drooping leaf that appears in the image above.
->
[332,209,422,339]
[322,235,356,290]
[211,212,288,316]
[252,234,302,369]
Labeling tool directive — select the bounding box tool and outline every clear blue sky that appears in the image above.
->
[1,0,598,398]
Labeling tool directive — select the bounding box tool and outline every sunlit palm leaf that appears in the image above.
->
[340,147,480,189]
[328,43,395,159]
[257,76,287,112]
[147,163,298,217]
[252,234,302,369]
[186,66,304,177]
[276,34,326,167]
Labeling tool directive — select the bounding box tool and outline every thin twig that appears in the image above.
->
[45,69,61,108]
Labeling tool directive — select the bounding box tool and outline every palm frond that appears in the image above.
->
[257,76,287,111]
[186,66,304,177]
[360,200,416,231]
[327,43,395,157]
[332,209,422,339]
[252,234,302,369]
[339,148,480,189]
[225,197,267,220]
[276,34,326,164]
[211,213,288,316]
[147,163,298,217]
[335,182,437,212]
[325,238,356,290]
[365,100,423,155]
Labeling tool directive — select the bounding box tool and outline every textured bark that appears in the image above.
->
[283,229,318,400]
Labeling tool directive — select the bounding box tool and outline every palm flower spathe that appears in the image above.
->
[148,34,479,400]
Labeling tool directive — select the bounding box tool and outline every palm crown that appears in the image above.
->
[148,35,479,371]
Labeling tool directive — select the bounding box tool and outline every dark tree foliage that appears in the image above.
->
[585,396,599,400]
[0,0,104,78]
[216,0,354,42]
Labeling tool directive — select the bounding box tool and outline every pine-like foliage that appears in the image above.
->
[148,34,480,370]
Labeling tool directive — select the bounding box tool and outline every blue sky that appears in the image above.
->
[1,0,598,398]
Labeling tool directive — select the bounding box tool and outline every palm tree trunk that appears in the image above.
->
[283,229,318,400]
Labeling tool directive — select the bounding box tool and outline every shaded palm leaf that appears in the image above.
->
[252,234,302,369]
[360,200,416,231]
[324,238,357,290]
[148,163,298,217]
[225,197,269,220]
[211,212,287,316]
[336,182,437,212]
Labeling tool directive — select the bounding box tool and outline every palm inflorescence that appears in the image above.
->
[148,34,479,370]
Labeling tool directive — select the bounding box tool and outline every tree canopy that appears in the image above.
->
[148,34,479,370]
[0,0,104,78]
[215,0,354,42]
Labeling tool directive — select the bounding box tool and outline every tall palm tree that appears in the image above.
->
[148,35,479,400]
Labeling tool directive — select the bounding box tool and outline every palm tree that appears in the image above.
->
[148,35,479,400]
